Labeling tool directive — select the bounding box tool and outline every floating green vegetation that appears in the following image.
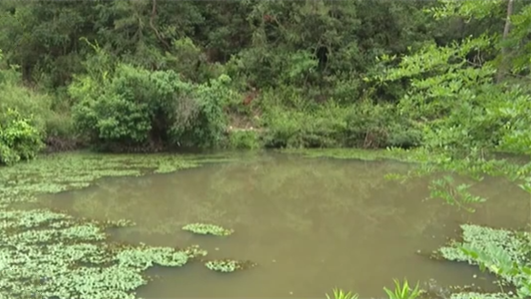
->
[436,224,531,299]
[204,258,256,273]
[0,208,208,298]
[0,152,234,298]
[182,223,234,236]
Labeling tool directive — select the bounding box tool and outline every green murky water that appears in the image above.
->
[26,152,529,298]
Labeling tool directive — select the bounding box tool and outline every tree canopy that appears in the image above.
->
[1,0,530,163]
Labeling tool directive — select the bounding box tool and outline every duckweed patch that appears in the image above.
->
[182,223,234,236]
[204,259,257,273]
[0,152,235,298]
[436,224,531,299]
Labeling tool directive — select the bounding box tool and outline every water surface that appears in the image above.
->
[38,153,530,298]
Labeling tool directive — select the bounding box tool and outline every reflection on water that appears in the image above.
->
[38,153,530,298]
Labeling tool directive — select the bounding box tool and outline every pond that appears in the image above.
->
[23,151,529,299]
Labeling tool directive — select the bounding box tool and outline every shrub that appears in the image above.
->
[0,51,53,133]
[344,101,421,149]
[69,62,232,150]
[227,130,262,150]
[260,97,421,149]
[0,108,44,165]
[260,103,349,149]
[0,49,50,165]
[171,74,233,148]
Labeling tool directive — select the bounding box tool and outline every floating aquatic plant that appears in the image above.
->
[204,259,256,273]
[0,207,209,298]
[0,232,197,298]
[0,153,232,298]
[437,225,530,284]
[437,224,530,299]
[182,223,234,236]
[116,245,190,270]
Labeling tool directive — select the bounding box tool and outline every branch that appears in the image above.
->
[149,0,170,50]
[496,0,515,83]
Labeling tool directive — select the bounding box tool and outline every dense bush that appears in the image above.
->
[0,108,44,165]
[375,36,525,157]
[344,101,422,149]
[0,53,52,130]
[69,62,232,150]
[0,50,49,165]
[259,97,420,149]
[2,0,531,164]
[260,103,348,148]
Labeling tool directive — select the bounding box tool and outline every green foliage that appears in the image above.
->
[0,51,47,165]
[260,103,348,149]
[0,80,51,134]
[0,108,44,165]
[0,50,53,131]
[228,130,262,150]
[344,101,421,149]
[324,280,422,299]
[260,99,420,149]
[0,0,483,156]
[69,60,230,149]
[371,0,531,159]
[0,1,93,86]
[428,0,505,21]
[383,279,422,299]
[374,35,502,156]
[428,175,486,212]
[174,74,232,148]
[325,288,359,299]
[70,64,154,144]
